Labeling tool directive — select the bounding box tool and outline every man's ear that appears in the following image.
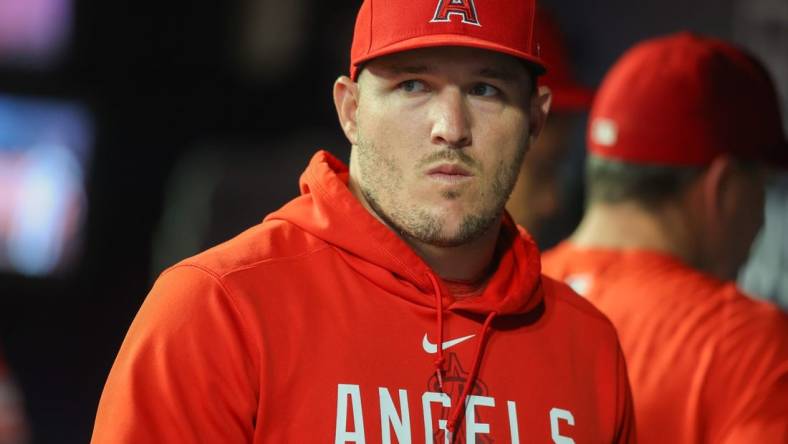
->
[699,155,736,219]
[528,85,552,144]
[333,76,360,145]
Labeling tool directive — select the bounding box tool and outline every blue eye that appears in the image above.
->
[470,83,499,97]
[400,80,427,93]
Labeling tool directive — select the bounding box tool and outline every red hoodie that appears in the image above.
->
[92,151,635,443]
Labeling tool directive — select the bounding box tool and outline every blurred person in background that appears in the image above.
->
[0,349,29,444]
[506,6,593,247]
[91,0,637,442]
[543,33,788,443]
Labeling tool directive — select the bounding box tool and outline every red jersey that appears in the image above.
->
[92,151,635,443]
[543,242,788,444]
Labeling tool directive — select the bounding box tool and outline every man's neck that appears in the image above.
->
[571,202,698,265]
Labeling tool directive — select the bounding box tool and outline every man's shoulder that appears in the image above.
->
[543,245,788,364]
[540,241,577,275]
[716,285,788,347]
[540,274,620,338]
[543,243,732,298]
[173,218,331,279]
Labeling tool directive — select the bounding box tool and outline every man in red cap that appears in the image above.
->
[543,32,788,443]
[506,7,594,246]
[92,1,636,442]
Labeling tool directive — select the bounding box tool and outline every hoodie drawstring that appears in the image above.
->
[446,310,496,437]
[427,273,498,440]
[428,273,446,389]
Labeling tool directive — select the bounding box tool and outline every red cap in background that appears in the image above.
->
[588,32,788,167]
[534,7,595,112]
[349,0,545,80]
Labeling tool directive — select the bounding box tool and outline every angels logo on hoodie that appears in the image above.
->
[430,0,481,26]
[427,352,492,444]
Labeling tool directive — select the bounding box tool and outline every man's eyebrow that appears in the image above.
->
[478,67,520,82]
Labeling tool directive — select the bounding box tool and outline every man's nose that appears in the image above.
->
[430,88,472,148]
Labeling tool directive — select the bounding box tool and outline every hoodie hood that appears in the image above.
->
[266,150,544,316]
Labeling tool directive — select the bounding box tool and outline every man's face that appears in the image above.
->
[345,46,543,247]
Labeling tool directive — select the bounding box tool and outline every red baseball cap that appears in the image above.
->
[535,7,594,112]
[349,0,546,80]
[588,32,788,167]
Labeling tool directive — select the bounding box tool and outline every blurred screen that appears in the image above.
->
[0,0,72,69]
[0,94,93,277]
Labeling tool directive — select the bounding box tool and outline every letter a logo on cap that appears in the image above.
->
[431,0,481,27]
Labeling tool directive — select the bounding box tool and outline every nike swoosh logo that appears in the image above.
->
[422,333,476,354]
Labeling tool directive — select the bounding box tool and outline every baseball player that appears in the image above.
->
[506,6,594,247]
[543,32,788,443]
[92,1,636,442]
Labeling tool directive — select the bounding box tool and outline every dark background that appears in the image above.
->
[0,0,744,442]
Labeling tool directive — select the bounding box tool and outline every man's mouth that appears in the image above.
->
[426,163,474,183]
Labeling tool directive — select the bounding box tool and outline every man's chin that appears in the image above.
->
[410,221,496,248]
[418,234,471,248]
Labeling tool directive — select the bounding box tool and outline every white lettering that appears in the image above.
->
[336,385,578,443]
[379,388,411,444]
[335,384,366,443]
[422,391,451,444]
[507,401,520,444]
[550,408,576,444]
[465,395,495,442]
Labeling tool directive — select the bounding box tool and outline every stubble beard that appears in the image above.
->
[354,136,525,247]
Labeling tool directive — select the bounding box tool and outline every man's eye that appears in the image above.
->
[399,80,427,93]
[470,83,500,97]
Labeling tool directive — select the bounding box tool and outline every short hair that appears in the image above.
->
[585,155,703,208]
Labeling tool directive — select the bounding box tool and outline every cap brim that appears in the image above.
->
[352,34,547,79]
